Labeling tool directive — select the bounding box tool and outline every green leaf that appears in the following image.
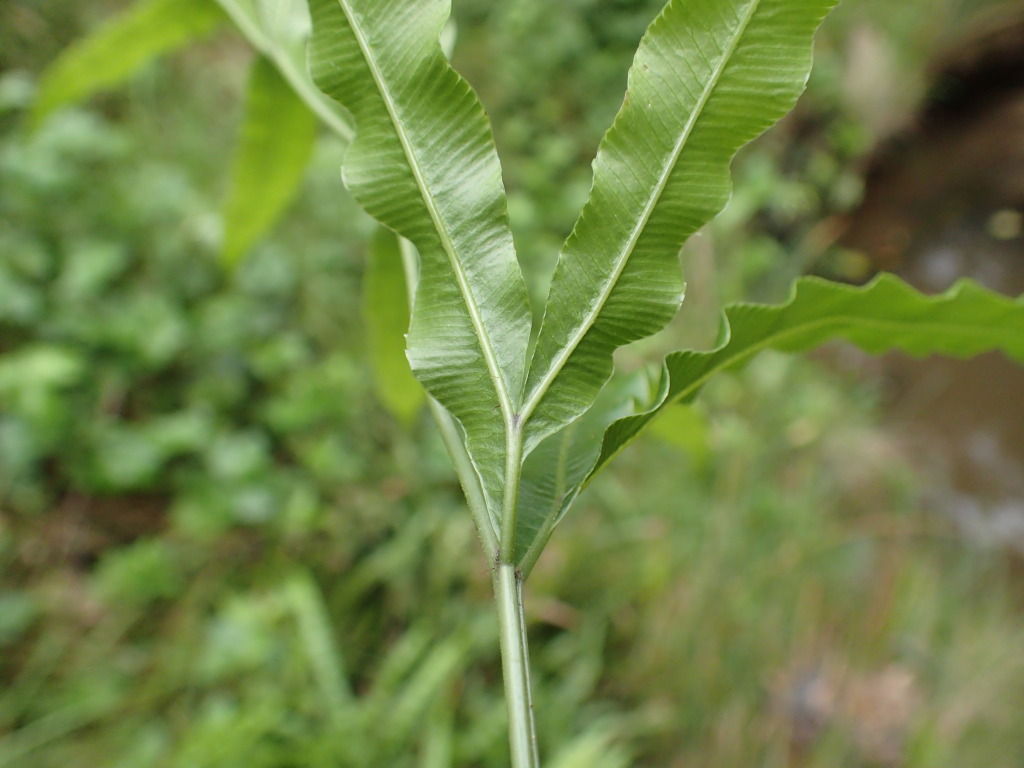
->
[221,55,317,268]
[592,275,1024,482]
[514,370,651,571]
[364,227,424,426]
[32,0,224,127]
[515,274,1024,570]
[307,0,532,525]
[520,0,838,456]
[214,0,353,141]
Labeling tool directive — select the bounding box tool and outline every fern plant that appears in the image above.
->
[33,0,1024,764]
[302,1,1024,763]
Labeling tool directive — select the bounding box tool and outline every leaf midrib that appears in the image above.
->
[520,0,762,428]
[336,0,516,428]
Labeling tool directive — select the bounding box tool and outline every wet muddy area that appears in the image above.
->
[835,7,1024,551]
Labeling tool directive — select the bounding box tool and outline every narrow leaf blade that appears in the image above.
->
[364,227,424,426]
[221,55,317,268]
[522,0,838,453]
[307,0,532,517]
[32,0,224,127]
[592,275,1024,481]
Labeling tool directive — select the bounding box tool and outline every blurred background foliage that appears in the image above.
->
[2,0,1024,766]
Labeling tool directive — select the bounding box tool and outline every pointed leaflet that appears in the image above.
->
[307,0,532,518]
[591,274,1024,481]
[521,0,838,454]
[32,0,223,127]
[222,55,317,268]
[514,275,1024,571]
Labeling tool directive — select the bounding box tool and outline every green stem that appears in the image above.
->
[493,562,540,768]
[394,215,533,766]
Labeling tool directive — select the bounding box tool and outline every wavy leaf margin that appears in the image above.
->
[520,0,840,457]
[594,274,1024,483]
[515,274,1024,574]
[306,0,532,528]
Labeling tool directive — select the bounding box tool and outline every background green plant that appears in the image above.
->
[2,0,1024,766]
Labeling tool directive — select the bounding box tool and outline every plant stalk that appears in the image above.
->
[493,562,540,768]
[396,237,536,765]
